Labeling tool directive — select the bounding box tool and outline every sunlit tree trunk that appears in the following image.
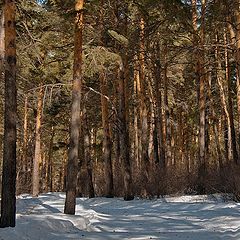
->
[139,17,149,168]
[20,94,29,189]
[206,68,223,168]
[133,55,140,167]
[0,0,17,228]
[64,0,84,215]
[32,86,44,197]
[228,6,240,162]
[224,31,238,164]
[23,95,28,172]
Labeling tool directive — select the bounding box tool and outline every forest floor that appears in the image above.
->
[0,192,240,240]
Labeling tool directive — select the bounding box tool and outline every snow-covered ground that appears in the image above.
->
[1,193,240,239]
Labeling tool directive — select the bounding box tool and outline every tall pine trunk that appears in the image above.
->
[163,61,171,166]
[83,110,95,198]
[133,55,140,167]
[119,57,134,201]
[0,0,17,228]
[23,95,28,174]
[64,0,84,215]
[224,32,238,164]
[100,73,114,197]
[192,0,206,193]
[32,86,44,197]
[99,0,114,197]
[231,6,240,162]
[154,43,165,167]
[139,17,149,168]
[0,11,4,82]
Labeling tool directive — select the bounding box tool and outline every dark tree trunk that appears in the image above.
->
[154,43,165,167]
[119,59,134,201]
[163,64,171,166]
[99,0,114,197]
[83,111,95,198]
[100,72,114,197]
[139,17,149,168]
[64,0,84,215]
[0,10,4,82]
[0,0,17,228]
[192,0,206,194]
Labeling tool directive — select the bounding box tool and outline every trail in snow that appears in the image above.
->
[0,193,240,240]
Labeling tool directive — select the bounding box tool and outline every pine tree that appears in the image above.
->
[0,0,17,228]
[64,0,84,215]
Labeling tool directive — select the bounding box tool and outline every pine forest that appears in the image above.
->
[1,0,240,229]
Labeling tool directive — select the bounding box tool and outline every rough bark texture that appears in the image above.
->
[100,73,114,197]
[64,0,84,215]
[154,43,165,167]
[98,0,114,197]
[139,17,149,168]
[233,4,240,163]
[83,113,95,198]
[192,0,206,193]
[0,0,17,228]
[224,32,238,164]
[119,60,134,201]
[133,56,140,167]
[0,11,4,82]
[32,86,44,197]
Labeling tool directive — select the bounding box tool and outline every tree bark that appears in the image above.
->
[99,0,114,197]
[228,8,240,163]
[23,95,28,173]
[154,43,165,167]
[224,31,238,164]
[32,86,44,197]
[20,94,29,189]
[214,32,238,163]
[64,0,84,215]
[0,10,4,82]
[139,17,149,168]
[47,126,54,192]
[133,55,140,167]
[100,72,114,197]
[0,0,17,228]
[192,0,206,193]
[163,62,171,166]
[119,58,134,201]
[83,110,95,198]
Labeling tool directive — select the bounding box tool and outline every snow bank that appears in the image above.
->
[0,193,240,240]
